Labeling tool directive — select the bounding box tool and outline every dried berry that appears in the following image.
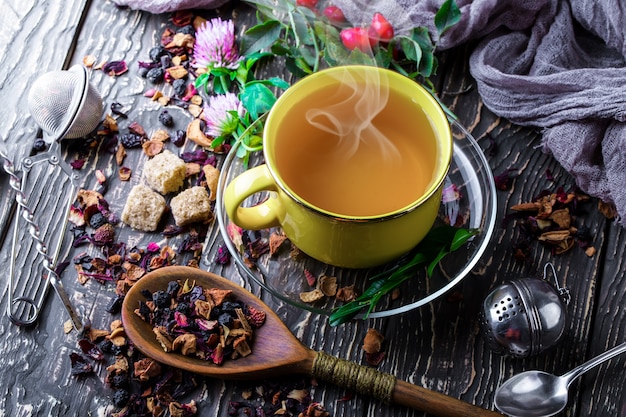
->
[158,110,174,127]
[177,24,195,35]
[152,290,171,309]
[167,280,181,296]
[118,133,143,149]
[69,352,94,376]
[111,373,129,389]
[172,129,186,147]
[149,46,169,62]
[112,388,130,408]
[146,67,164,83]
[89,212,108,229]
[92,223,115,245]
[32,137,47,152]
[106,295,124,314]
[172,78,187,97]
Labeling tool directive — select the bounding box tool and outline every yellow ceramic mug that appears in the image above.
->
[224,65,452,268]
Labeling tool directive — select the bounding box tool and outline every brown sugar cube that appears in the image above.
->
[170,186,212,226]
[121,184,166,232]
[143,150,186,194]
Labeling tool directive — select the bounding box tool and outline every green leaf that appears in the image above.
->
[194,72,210,91]
[328,225,478,326]
[241,20,282,56]
[434,0,461,36]
[240,82,277,119]
[395,36,423,64]
[292,10,315,46]
[259,76,290,89]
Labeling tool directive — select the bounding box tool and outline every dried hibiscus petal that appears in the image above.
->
[78,338,104,361]
[102,60,128,76]
[70,352,94,376]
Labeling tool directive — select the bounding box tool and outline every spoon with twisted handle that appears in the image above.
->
[494,341,626,416]
[122,266,502,417]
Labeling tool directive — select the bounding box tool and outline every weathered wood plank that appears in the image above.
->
[0,2,622,417]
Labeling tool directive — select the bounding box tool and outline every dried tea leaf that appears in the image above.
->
[115,145,126,165]
[538,230,571,243]
[299,288,324,303]
[336,285,356,302]
[142,140,164,157]
[188,103,203,118]
[83,55,96,67]
[186,162,201,177]
[318,275,338,297]
[269,232,288,256]
[186,118,212,148]
[598,200,617,219]
[549,208,571,229]
[153,326,174,352]
[362,328,384,354]
[202,163,219,201]
[150,129,170,143]
[166,65,188,79]
[133,357,162,381]
[172,333,197,356]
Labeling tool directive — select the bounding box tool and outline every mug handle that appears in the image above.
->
[223,164,283,230]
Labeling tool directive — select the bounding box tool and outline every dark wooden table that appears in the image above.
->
[1,1,625,416]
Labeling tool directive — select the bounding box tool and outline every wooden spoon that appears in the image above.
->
[121,266,502,417]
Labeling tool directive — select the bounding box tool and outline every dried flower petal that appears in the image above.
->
[299,288,324,303]
[173,333,197,356]
[318,275,338,297]
[186,118,213,148]
[202,164,219,201]
[119,166,132,181]
[362,328,384,354]
[133,357,162,381]
[102,60,129,76]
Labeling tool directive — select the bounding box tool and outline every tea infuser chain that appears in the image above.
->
[543,262,571,305]
[1,142,86,332]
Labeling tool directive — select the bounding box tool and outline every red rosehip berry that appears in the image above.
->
[368,12,394,43]
[340,27,374,52]
[323,5,346,24]
[296,0,318,9]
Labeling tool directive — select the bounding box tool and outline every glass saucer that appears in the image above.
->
[215,119,497,319]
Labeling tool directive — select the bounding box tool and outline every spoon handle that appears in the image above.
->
[313,351,503,417]
[562,342,626,386]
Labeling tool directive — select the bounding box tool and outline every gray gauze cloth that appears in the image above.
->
[334,0,626,224]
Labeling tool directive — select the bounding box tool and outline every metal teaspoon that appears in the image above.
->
[494,341,626,417]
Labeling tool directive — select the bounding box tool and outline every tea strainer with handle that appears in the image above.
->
[0,64,103,332]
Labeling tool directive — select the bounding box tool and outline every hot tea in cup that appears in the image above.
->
[224,65,452,268]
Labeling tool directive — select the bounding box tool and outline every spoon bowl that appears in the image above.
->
[122,266,503,417]
[494,371,568,417]
[494,341,626,417]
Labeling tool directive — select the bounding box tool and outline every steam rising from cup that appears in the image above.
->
[305,68,401,162]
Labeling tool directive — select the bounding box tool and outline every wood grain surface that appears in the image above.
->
[0,1,624,416]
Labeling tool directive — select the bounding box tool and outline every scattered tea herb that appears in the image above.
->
[134,279,266,363]
[230,378,329,417]
[328,225,478,326]
[509,186,595,258]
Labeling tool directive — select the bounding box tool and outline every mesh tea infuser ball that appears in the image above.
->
[480,263,570,358]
